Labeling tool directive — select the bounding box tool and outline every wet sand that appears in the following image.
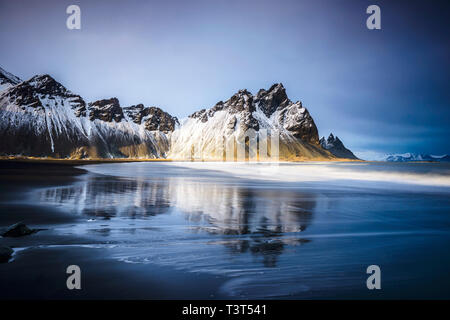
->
[1,160,450,299]
[0,246,225,299]
[0,161,87,225]
[0,160,225,299]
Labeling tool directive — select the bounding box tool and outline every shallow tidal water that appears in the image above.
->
[2,161,450,299]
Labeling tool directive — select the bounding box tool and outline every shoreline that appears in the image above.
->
[1,155,449,299]
[2,156,445,165]
[0,156,364,165]
[0,160,226,299]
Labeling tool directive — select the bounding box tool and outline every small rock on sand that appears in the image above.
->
[0,245,13,263]
[1,222,37,237]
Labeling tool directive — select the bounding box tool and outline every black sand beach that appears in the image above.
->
[1,160,450,299]
[0,161,225,299]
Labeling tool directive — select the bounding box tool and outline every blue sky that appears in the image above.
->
[0,0,449,158]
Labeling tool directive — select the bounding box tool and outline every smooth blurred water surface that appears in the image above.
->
[32,162,450,298]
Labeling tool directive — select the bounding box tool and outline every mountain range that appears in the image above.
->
[0,66,356,161]
[384,153,450,162]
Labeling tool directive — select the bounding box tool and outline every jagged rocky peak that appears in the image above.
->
[226,89,259,131]
[190,89,255,117]
[255,83,290,117]
[124,103,146,123]
[88,97,124,122]
[0,72,87,116]
[257,83,318,144]
[0,66,22,89]
[227,89,255,114]
[1,78,43,109]
[0,67,175,159]
[169,83,332,160]
[189,88,259,131]
[279,101,318,144]
[0,65,339,160]
[124,104,179,133]
[30,74,87,116]
[187,83,320,142]
[320,133,358,160]
[189,108,208,122]
[319,133,335,148]
[27,74,69,95]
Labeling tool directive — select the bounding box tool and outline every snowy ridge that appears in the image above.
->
[0,66,22,92]
[0,67,353,160]
[169,85,333,160]
[384,153,450,162]
[0,71,173,158]
[319,133,358,160]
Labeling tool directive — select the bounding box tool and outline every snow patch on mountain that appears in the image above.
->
[168,84,332,160]
[319,133,358,160]
[0,66,22,92]
[0,67,355,160]
[0,71,174,158]
[384,153,450,162]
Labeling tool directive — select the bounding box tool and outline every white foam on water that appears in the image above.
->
[81,162,450,189]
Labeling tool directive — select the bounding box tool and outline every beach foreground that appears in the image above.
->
[0,161,449,299]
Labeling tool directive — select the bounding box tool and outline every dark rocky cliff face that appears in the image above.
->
[88,98,124,122]
[188,84,319,145]
[255,83,290,117]
[320,133,358,160]
[0,70,176,159]
[0,74,91,157]
[190,89,260,132]
[124,104,179,133]
[170,83,332,160]
[0,67,356,160]
[5,75,87,117]
[0,67,21,90]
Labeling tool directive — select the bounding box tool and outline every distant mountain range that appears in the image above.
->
[383,153,450,162]
[0,66,357,160]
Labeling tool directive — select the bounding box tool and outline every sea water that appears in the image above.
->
[32,161,450,298]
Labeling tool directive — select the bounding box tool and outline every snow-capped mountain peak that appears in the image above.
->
[255,83,290,117]
[384,153,450,162]
[0,66,22,92]
[0,68,176,158]
[168,84,331,160]
[0,67,358,160]
[27,74,71,95]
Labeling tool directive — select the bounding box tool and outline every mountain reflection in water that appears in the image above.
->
[27,162,450,298]
[37,173,316,269]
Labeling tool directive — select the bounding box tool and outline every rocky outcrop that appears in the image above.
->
[88,98,123,122]
[124,104,179,133]
[0,245,13,263]
[169,84,332,160]
[0,67,358,161]
[255,83,290,117]
[189,89,260,132]
[320,133,358,160]
[0,70,176,159]
[1,222,37,237]
[0,67,21,92]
